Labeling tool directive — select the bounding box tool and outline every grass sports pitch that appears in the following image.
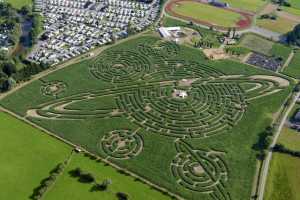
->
[0,36,293,200]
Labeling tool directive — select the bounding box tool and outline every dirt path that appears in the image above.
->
[277,10,300,23]
[257,92,300,200]
[280,50,295,72]
[258,3,278,16]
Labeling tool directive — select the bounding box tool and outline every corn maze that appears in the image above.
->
[100,129,143,160]
[40,81,67,97]
[171,140,230,200]
[15,37,290,200]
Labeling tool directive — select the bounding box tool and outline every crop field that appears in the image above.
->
[283,51,300,79]
[0,112,72,200]
[165,0,253,30]
[264,153,300,200]
[239,34,274,55]
[256,16,298,34]
[0,36,293,200]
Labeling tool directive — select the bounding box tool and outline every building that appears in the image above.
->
[158,27,181,39]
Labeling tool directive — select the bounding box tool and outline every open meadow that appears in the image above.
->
[264,153,300,200]
[223,0,266,13]
[0,35,293,200]
[0,111,72,200]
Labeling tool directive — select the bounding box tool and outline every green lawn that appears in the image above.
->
[256,17,297,34]
[270,43,292,63]
[0,111,72,200]
[5,0,32,9]
[44,153,172,200]
[264,153,300,200]
[171,1,242,27]
[278,127,300,151]
[239,34,274,55]
[283,51,300,79]
[223,0,266,12]
[283,6,300,17]
[0,35,293,200]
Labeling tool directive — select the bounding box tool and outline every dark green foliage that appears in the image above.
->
[287,24,300,46]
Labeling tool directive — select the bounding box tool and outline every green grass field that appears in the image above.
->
[270,43,292,63]
[44,153,172,200]
[171,1,242,27]
[0,35,293,200]
[278,127,300,151]
[223,0,266,12]
[283,51,300,79]
[5,0,32,9]
[264,153,300,200]
[239,34,274,55]
[0,111,72,200]
[256,17,297,34]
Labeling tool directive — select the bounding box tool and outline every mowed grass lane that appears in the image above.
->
[44,153,172,200]
[171,1,242,27]
[0,111,72,200]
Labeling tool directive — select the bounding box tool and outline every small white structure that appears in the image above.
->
[173,89,188,99]
[158,27,181,39]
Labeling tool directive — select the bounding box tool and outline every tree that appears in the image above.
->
[287,24,300,46]
[116,192,129,200]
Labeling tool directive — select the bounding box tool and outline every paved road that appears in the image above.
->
[257,92,300,200]
[238,26,284,42]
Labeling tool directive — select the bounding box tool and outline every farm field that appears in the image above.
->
[256,16,298,34]
[264,154,300,200]
[0,35,293,200]
[239,34,292,62]
[239,34,274,55]
[283,51,300,79]
[165,0,253,30]
[44,153,172,200]
[278,127,300,151]
[0,111,72,200]
[5,0,32,9]
[223,0,266,13]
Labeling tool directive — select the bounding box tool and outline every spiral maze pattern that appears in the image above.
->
[40,81,67,97]
[89,51,152,83]
[100,130,143,160]
[116,82,246,138]
[171,140,231,200]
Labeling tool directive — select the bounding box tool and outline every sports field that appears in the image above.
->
[0,36,292,200]
[0,111,72,200]
[5,0,32,9]
[165,0,252,30]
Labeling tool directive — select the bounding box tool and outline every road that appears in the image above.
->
[257,91,300,200]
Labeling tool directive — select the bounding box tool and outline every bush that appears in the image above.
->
[117,192,129,200]
[79,173,95,183]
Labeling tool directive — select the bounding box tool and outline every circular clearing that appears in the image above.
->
[41,81,67,97]
[100,130,143,160]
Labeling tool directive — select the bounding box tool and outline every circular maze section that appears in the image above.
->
[100,130,143,159]
[89,51,152,83]
[40,81,67,97]
[117,82,246,138]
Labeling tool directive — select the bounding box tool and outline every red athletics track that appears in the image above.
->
[165,0,254,31]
